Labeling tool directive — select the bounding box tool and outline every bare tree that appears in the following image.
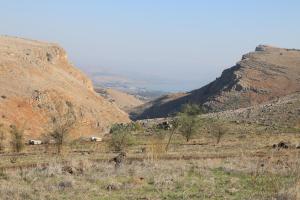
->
[0,123,5,151]
[209,121,229,144]
[165,119,179,152]
[10,124,25,153]
[47,101,76,154]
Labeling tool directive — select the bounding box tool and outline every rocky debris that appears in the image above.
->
[58,180,73,190]
[111,152,126,169]
[131,45,300,119]
[157,121,173,130]
[204,92,300,130]
[0,36,129,139]
[62,165,75,175]
[106,183,122,191]
[273,141,289,149]
[271,141,300,150]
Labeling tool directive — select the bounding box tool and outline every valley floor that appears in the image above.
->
[0,132,300,199]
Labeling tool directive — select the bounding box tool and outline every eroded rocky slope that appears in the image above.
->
[131,45,300,120]
[0,36,129,139]
[205,92,300,131]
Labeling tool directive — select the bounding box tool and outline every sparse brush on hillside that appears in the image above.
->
[177,104,203,142]
[110,122,143,134]
[46,101,76,155]
[10,124,25,153]
[0,123,5,151]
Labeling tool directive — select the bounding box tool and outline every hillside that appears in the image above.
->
[95,88,144,112]
[131,45,300,120]
[0,36,129,139]
[205,92,300,131]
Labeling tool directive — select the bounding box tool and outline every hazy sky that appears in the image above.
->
[1,1,300,91]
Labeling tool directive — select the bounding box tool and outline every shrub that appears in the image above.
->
[46,101,76,154]
[177,104,203,142]
[110,122,142,134]
[110,123,135,152]
[0,123,5,151]
[10,124,25,153]
[178,114,201,142]
[208,120,229,144]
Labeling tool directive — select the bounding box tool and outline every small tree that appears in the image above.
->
[10,124,24,153]
[110,123,135,152]
[47,101,76,154]
[0,124,5,151]
[177,104,203,142]
[209,121,229,144]
[165,119,179,152]
[178,114,200,142]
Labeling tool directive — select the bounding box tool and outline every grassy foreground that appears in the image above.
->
[0,131,300,199]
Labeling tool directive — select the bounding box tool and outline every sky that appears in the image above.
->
[1,0,300,91]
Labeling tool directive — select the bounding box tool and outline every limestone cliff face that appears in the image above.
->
[131,45,300,120]
[0,36,129,139]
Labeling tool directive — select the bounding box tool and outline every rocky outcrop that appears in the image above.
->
[205,92,300,130]
[131,45,300,119]
[0,36,129,139]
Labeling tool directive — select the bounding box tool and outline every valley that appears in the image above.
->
[0,37,299,200]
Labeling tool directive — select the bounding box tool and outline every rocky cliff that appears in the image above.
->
[0,36,129,139]
[131,45,300,119]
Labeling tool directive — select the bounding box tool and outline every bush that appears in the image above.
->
[10,124,24,153]
[110,123,135,152]
[177,104,203,142]
[208,120,229,144]
[46,101,76,154]
[110,122,142,134]
[0,123,5,151]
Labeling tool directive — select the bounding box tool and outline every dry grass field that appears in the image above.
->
[0,126,300,200]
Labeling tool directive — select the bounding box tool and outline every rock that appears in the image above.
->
[58,181,73,190]
[273,141,289,149]
[62,166,74,174]
[106,183,121,191]
[112,152,127,169]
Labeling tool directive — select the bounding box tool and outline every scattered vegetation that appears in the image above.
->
[0,103,299,199]
[208,120,229,144]
[109,123,137,152]
[9,124,25,153]
[0,123,5,151]
[177,104,203,142]
[46,101,76,154]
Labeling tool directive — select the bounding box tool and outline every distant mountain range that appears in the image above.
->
[88,71,168,101]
